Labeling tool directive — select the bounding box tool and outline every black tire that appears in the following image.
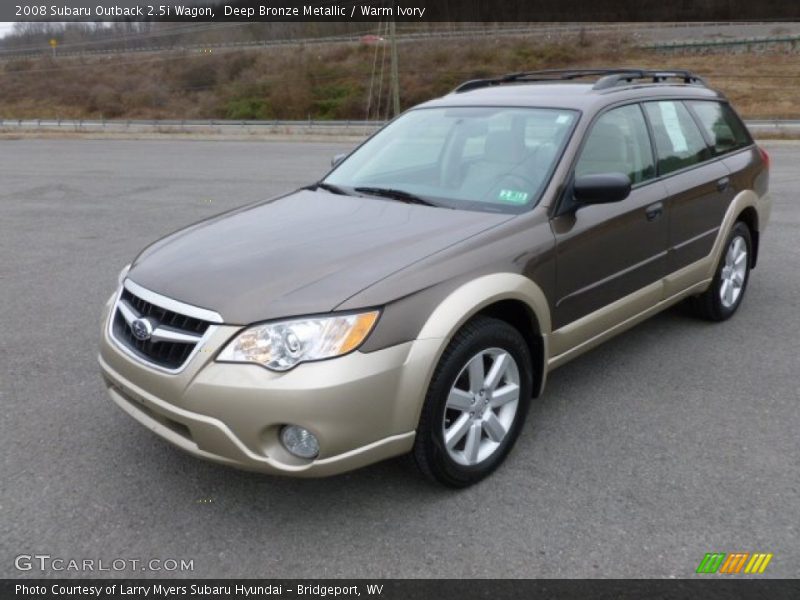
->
[413,316,533,488]
[690,221,753,321]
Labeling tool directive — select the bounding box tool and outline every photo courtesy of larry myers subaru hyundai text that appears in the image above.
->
[99,68,771,487]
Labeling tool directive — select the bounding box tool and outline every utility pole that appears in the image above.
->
[388,11,400,117]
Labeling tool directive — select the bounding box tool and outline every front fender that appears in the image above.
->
[395,273,552,427]
[416,272,552,339]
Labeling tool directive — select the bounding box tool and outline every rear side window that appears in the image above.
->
[575,104,655,184]
[643,101,710,176]
[687,101,752,154]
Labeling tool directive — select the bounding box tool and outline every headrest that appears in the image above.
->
[483,130,525,163]
[581,121,627,165]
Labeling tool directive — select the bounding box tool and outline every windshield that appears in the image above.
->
[323,106,578,213]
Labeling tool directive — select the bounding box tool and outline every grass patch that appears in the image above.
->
[1,34,800,120]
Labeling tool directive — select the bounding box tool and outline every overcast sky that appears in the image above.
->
[0,22,14,38]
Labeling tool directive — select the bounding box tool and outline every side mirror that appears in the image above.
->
[331,153,347,168]
[573,172,631,205]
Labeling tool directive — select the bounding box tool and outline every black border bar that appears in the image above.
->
[3,1,800,22]
[3,579,800,600]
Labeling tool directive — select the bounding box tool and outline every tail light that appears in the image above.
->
[758,146,770,170]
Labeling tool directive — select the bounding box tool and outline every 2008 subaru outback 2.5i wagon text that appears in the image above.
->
[99,68,770,487]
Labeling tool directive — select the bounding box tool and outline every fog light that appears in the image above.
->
[280,425,320,459]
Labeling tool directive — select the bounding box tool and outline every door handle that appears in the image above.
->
[717,177,730,192]
[645,202,663,221]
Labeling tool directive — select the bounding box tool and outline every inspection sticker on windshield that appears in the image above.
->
[498,189,529,204]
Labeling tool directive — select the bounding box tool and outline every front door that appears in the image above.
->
[550,103,669,332]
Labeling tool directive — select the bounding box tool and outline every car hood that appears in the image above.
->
[128,189,512,324]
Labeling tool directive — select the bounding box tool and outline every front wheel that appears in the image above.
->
[413,316,533,487]
[691,221,752,321]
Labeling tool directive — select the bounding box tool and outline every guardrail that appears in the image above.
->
[0,24,549,59]
[2,118,799,136]
[0,22,790,60]
[0,118,385,136]
[744,119,800,133]
[0,118,381,127]
[0,24,589,60]
[643,33,800,51]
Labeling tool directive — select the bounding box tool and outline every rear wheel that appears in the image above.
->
[413,316,533,487]
[691,221,752,321]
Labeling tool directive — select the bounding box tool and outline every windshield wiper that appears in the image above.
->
[311,182,350,195]
[354,186,438,207]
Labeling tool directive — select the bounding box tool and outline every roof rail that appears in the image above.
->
[452,68,706,94]
[592,70,707,90]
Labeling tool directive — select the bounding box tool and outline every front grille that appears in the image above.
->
[112,288,212,371]
[121,288,210,335]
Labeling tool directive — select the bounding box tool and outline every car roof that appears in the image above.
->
[419,81,726,114]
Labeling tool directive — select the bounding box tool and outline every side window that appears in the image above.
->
[575,104,655,185]
[687,101,752,155]
[643,101,710,175]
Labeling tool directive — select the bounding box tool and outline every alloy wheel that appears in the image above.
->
[442,348,520,466]
[719,235,748,309]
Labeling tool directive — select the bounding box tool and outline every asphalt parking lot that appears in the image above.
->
[1,138,798,579]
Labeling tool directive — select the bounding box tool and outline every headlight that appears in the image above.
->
[217,311,380,371]
[118,264,131,286]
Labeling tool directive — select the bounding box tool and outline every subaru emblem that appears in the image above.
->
[130,317,154,341]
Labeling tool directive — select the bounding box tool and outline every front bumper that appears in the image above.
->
[98,298,442,477]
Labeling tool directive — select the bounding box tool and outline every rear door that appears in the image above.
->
[642,100,734,273]
[550,103,669,330]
